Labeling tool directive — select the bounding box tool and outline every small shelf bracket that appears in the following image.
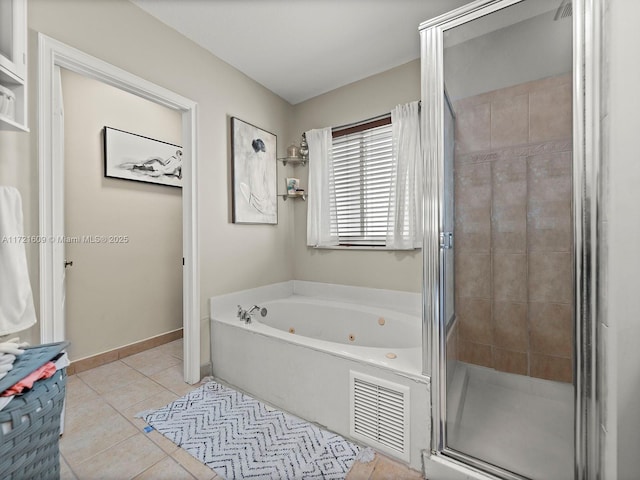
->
[278,157,307,167]
[281,193,307,201]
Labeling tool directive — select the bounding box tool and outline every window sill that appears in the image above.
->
[312,245,421,252]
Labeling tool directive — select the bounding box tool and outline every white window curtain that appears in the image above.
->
[386,101,423,249]
[306,127,338,247]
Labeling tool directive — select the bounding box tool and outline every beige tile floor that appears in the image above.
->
[60,340,424,480]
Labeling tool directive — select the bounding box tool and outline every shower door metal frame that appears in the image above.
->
[419,0,603,478]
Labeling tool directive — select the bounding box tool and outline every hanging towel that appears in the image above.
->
[0,187,37,335]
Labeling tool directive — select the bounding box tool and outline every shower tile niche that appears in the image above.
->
[453,73,574,383]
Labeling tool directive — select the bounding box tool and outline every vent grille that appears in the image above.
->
[554,0,572,20]
[350,372,409,461]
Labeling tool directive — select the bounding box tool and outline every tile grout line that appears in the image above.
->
[130,453,179,480]
[61,451,81,480]
[64,425,139,472]
[61,343,205,479]
[64,360,181,474]
[112,368,185,474]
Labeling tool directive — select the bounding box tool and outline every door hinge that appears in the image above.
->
[439,232,453,249]
[182,257,185,266]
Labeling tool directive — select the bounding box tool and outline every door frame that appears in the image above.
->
[420,0,603,478]
[38,34,201,384]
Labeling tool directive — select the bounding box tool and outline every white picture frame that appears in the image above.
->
[231,117,277,224]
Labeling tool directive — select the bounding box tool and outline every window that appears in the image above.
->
[306,102,421,250]
[331,116,393,246]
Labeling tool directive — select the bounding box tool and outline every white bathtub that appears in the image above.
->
[260,297,420,347]
[210,281,430,469]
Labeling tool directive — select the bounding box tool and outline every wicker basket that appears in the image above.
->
[0,369,67,480]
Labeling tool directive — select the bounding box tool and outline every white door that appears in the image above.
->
[53,65,67,343]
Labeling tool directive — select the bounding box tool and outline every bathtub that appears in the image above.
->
[210,281,431,470]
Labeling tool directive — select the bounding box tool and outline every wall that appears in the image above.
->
[289,60,422,293]
[444,9,572,101]
[0,0,294,365]
[608,1,640,478]
[452,73,573,383]
[61,68,182,360]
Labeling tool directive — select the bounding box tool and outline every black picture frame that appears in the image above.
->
[103,126,183,188]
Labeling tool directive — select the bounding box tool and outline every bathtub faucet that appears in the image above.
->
[237,304,267,324]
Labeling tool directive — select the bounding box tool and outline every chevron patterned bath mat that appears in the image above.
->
[141,381,366,479]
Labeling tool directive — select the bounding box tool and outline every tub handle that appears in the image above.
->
[237,304,267,324]
[248,305,267,317]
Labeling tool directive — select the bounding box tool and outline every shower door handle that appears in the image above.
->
[439,232,453,249]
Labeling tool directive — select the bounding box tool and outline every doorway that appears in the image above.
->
[38,34,201,384]
[60,68,183,362]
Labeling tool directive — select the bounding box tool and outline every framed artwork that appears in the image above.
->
[103,126,182,188]
[231,117,277,224]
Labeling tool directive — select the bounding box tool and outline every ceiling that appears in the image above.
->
[131,0,472,105]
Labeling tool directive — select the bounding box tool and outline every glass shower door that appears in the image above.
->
[432,1,576,479]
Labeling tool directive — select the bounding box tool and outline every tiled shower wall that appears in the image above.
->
[452,73,573,383]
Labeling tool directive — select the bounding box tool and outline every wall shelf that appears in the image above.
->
[280,192,307,201]
[0,0,28,132]
[278,156,307,167]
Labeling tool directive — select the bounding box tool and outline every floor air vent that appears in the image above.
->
[349,371,410,462]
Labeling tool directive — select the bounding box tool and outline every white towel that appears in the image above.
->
[0,354,16,366]
[0,187,37,335]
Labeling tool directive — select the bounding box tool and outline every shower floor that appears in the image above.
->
[446,362,574,480]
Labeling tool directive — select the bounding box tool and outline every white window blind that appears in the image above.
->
[331,121,393,246]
